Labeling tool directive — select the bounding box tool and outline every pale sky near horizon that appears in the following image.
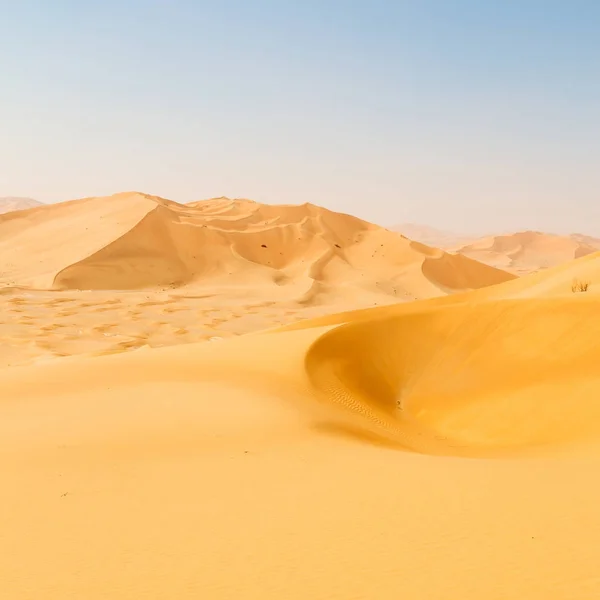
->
[2,1,599,234]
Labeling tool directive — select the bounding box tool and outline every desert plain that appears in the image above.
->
[2,192,600,599]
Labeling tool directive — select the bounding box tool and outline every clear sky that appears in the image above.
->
[2,0,599,234]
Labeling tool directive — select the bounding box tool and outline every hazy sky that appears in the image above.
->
[2,0,599,234]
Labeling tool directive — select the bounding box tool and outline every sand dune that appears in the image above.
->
[1,192,513,298]
[3,281,600,598]
[3,193,600,598]
[273,246,600,335]
[304,296,600,453]
[0,192,158,288]
[390,225,600,275]
[0,196,43,214]
[0,193,517,368]
[454,230,600,274]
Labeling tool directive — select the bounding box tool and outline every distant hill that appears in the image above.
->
[0,197,43,214]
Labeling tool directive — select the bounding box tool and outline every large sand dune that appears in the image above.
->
[0,192,513,298]
[2,194,600,598]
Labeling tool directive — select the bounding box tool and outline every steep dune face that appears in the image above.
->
[455,230,600,275]
[0,193,158,287]
[0,197,43,214]
[305,296,600,454]
[2,193,514,301]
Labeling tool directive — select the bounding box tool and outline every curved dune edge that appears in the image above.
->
[5,294,600,457]
[302,295,600,456]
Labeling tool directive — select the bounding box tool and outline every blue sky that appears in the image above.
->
[2,0,599,233]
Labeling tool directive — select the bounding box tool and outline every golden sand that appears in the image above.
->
[2,194,600,598]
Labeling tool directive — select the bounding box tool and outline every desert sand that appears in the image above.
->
[2,194,600,599]
[453,230,600,275]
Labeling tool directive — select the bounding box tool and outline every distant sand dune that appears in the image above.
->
[454,230,600,274]
[391,224,600,274]
[0,197,43,214]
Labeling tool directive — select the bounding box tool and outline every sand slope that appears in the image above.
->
[455,230,600,274]
[3,286,600,598]
[0,192,158,287]
[0,196,42,214]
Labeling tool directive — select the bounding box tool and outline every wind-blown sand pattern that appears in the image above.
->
[2,194,600,599]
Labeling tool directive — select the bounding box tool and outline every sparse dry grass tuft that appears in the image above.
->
[571,279,590,293]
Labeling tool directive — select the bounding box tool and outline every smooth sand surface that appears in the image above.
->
[455,230,600,275]
[2,196,600,598]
